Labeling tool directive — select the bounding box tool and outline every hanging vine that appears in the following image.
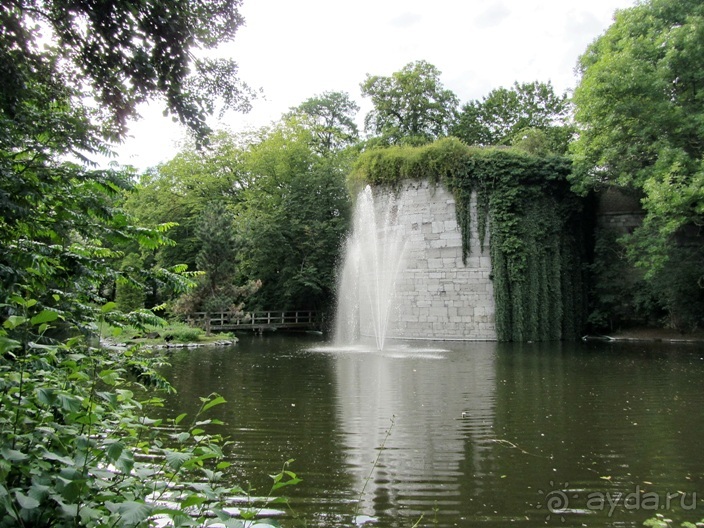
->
[351,137,588,341]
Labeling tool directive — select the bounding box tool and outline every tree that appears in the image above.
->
[1,0,253,139]
[288,91,360,154]
[122,131,248,273]
[0,4,268,525]
[572,0,704,194]
[360,60,459,144]
[1,0,252,323]
[194,202,237,301]
[572,0,704,329]
[170,199,261,318]
[453,81,573,153]
[234,121,352,311]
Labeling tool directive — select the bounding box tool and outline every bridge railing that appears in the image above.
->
[186,310,319,331]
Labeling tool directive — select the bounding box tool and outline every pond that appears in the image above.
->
[159,334,704,527]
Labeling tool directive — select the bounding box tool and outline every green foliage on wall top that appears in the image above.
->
[351,137,588,341]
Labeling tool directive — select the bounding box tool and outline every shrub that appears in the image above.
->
[0,301,297,526]
[159,322,206,343]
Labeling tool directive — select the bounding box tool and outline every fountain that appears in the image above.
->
[330,180,496,345]
[334,186,407,350]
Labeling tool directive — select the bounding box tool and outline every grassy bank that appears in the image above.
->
[98,320,237,346]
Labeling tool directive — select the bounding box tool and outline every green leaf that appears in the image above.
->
[216,461,232,470]
[106,441,124,462]
[1,448,27,462]
[30,309,60,325]
[271,477,302,491]
[0,337,21,354]
[9,295,26,306]
[58,393,82,412]
[3,316,27,329]
[165,450,191,470]
[99,369,120,386]
[15,491,40,510]
[180,495,207,509]
[174,413,187,425]
[114,450,135,474]
[108,500,152,526]
[101,302,117,313]
[202,395,226,412]
[42,451,75,466]
[58,500,78,516]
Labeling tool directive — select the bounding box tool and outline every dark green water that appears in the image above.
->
[159,335,704,527]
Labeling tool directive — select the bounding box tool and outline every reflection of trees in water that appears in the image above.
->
[158,338,704,527]
[159,338,353,502]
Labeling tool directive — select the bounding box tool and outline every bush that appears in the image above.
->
[0,301,297,526]
[159,322,206,343]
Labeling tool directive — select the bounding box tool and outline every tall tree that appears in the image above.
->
[170,200,260,316]
[195,201,237,298]
[0,4,255,524]
[234,121,352,311]
[572,0,704,329]
[122,131,248,273]
[453,81,573,153]
[361,60,459,144]
[572,0,704,246]
[288,91,360,154]
[1,1,252,322]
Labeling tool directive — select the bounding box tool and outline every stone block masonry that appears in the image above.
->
[375,180,497,341]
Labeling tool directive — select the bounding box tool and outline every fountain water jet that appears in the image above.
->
[334,186,407,350]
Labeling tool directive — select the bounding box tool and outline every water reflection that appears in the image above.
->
[158,336,704,527]
[322,342,497,521]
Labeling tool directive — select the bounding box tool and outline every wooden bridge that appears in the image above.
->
[186,310,321,333]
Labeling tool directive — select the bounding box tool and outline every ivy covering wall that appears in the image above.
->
[350,137,589,341]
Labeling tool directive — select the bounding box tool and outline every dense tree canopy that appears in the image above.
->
[122,119,353,314]
[572,0,704,195]
[1,0,252,326]
[234,120,352,311]
[572,0,704,329]
[122,131,247,272]
[288,91,360,154]
[361,60,459,145]
[0,3,257,523]
[453,81,573,154]
[1,0,253,139]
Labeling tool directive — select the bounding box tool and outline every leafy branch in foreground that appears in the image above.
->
[0,304,299,527]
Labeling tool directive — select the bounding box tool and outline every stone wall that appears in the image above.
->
[596,187,645,235]
[374,180,497,341]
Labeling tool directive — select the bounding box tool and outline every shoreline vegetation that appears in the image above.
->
[98,320,238,350]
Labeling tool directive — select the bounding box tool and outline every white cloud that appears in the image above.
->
[389,12,424,28]
[114,0,636,170]
[474,2,511,28]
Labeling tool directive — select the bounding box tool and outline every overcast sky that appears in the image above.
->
[114,0,637,170]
